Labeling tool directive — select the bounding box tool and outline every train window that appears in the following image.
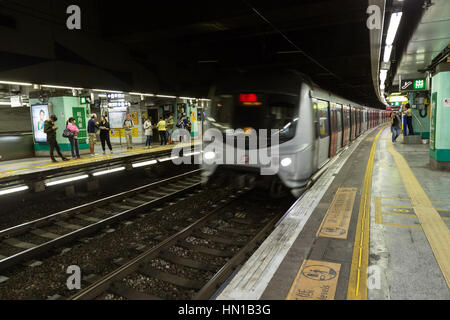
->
[318,100,329,138]
[209,92,299,145]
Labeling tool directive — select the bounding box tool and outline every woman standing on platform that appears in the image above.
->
[99,116,113,154]
[144,117,153,148]
[157,117,167,146]
[66,117,80,160]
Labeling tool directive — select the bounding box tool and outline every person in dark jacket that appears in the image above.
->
[44,115,68,162]
[391,112,401,143]
[99,116,113,154]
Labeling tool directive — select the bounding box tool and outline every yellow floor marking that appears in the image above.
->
[382,222,422,229]
[317,187,357,239]
[387,142,450,288]
[286,260,341,300]
[347,127,385,300]
[380,196,441,203]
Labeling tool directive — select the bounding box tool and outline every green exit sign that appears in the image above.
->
[413,79,426,90]
[80,97,87,104]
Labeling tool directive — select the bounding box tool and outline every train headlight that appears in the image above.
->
[204,151,216,160]
[281,157,292,167]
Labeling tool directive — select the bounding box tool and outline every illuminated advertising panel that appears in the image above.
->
[31,104,49,143]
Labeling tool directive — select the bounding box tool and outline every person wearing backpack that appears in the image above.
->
[66,117,80,160]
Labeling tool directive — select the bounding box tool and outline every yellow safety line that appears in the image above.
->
[0,142,199,177]
[387,142,450,288]
[347,127,385,300]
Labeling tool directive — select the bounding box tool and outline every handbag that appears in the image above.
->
[63,128,74,139]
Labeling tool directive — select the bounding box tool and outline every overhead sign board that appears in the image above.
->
[400,78,426,91]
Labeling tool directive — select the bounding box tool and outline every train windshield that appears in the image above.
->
[207,93,299,145]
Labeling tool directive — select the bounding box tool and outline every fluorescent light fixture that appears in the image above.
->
[129,92,155,97]
[0,80,33,86]
[383,45,393,63]
[380,70,388,82]
[385,12,403,46]
[184,152,201,157]
[92,89,123,93]
[45,175,89,187]
[179,97,196,100]
[93,167,126,176]
[158,156,179,162]
[0,102,11,106]
[42,85,84,90]
[0,185,29,196]
[380,84,386,90]
[132,160,158,168]
[155,95,177,99]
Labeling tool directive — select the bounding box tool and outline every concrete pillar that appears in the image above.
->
[430,64,450,170]
[32,181,46,193]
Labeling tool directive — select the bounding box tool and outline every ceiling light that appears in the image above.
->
[383,45,393,63]
[0,80,33,86]
[155,95,177,99]
[386,12,403,46]
[42,85,84,90]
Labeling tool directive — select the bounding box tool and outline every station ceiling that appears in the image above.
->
[0,0,392,108]
[97,0,383,108]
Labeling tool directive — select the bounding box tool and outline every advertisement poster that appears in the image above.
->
[131,112,138,125]
[31,104,49,143]
[109,111,127,129]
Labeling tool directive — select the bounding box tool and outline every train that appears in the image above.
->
[201,69,389,197]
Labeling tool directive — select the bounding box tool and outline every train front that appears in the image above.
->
[200,70,311,197]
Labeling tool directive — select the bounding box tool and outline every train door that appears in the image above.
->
[350,106,356,141]
[357,109,362,136]
[329,103,338,158]
[313,99,330,168]
[342,105,350,147]
[336,104,343,153]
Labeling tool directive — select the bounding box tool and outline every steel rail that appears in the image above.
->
[0,170,202,272]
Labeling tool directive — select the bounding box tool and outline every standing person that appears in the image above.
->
[44,115,68,163]
[166,114,175,145]
[123,114,134,150]
[391,112,401,143]
[157,117,167,146]
[176,116,185,142]
[404,104,414,136]
[99,116,113,154]
[88,114,99,156]
[185,117,192,134]
[144,117,153,148]
[66,117,80,160]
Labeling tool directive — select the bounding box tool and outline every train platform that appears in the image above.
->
[217,126,450,300]
[0,142,200,189]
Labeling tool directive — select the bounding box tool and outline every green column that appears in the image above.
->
[430,68,450,168]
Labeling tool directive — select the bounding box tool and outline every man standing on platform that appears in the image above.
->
[88,114,99,156]
[404,104,414,136]
[44,115,68,163]
[123,114,134,149]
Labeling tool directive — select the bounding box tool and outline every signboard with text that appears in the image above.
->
[400,78,427,91]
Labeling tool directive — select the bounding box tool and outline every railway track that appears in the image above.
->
[0,170,203,273]
[69,190,284,300]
